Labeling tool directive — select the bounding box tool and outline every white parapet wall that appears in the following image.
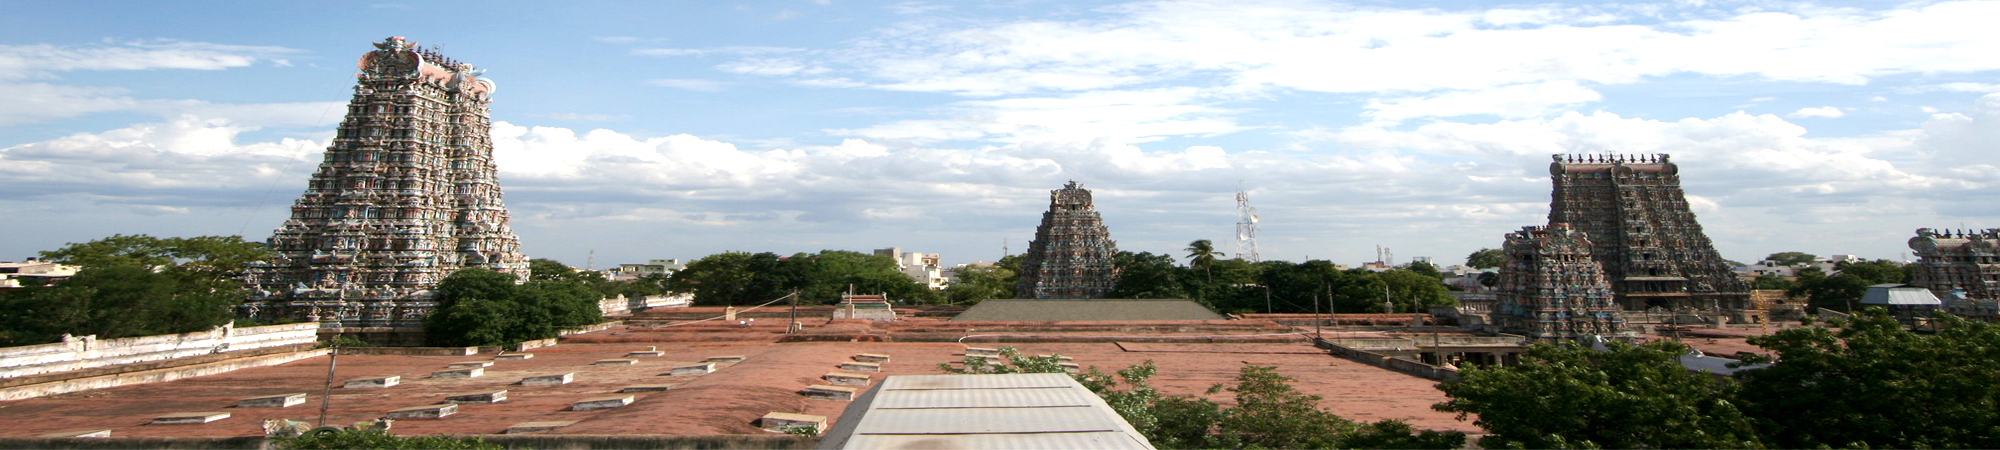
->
[0,322,320,379]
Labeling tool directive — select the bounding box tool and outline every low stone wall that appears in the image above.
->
[0,346,327,401]
[339,346,478,356]
[1316,338,1460,381]
[318,327,425,347]
[0,323,319,379]
[560,321,622,337]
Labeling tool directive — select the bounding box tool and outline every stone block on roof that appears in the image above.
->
[152,412,230,425]
[619,384,674,393]
[572,395,635,411]
[594,359,638,366]
[801,384,856,401]
[39,429,111,438]
[521,373,574,386]
[506,420,576,434]
[447,361,494,368]
[495,353,534,360]
[852,353,891,363]
[432,367,484,378]
[669,363,716,375]
[823,372,870,386]
[237,393,307,408]
[759,412,827,434]
[704,355,746,363]
[838,361,881,373]
[445,390,508,404]
[386,403,457,419]
[342,376,399,388]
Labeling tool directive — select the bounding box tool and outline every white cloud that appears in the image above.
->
[0,40,313,126]
[648,78,729,91]
[0,40,296,79]
[1788,106,1846,118]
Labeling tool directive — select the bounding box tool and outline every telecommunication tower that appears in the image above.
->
[1235,191,1260,262]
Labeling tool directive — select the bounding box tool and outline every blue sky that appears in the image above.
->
[4,0,2000,269]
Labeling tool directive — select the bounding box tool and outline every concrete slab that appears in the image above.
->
[386,403,457,419]
[964,347,1000,357]
[495,353,535,360]
[618,385,674,393]
[593,359,638,366]
[445,390,508,404]
[431,367,484,379]
[342,376,400,389]
[851,353,891,363]
[520,373,574,386]
[151,412,230,425]
[669,363,716,376]
[38,429,111,438]
[624,351,664,357]
[703,355,746,363]
[1060,362,1082,374]
[447,361,494,368]
[836,361,881,373]
[758,412,828,434]
[822,372,870,386]
[505,420,577,434]
[572,395,635,411]
[800,385,856,401]
[236,393,307,408]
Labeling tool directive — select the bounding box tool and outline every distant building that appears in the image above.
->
[1491,223,1629,339]
[608,259,684,282]
[874,248,945,290]
[1547,154,1749,311]
[242,37,529,327]
[0,259,79,288]
[1015,181,1118,299]
[1909,228,1999,303]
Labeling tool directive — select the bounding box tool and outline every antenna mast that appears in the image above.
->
[1235,190,1260,262]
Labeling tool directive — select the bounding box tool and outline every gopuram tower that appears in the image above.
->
[1492,224,1629,339]
[1547,154,1747,312]
[1015,181,1119,299]
[243,37,529,327]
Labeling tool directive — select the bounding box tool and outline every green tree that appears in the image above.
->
[1,234,270,346]
[1834,259,1907,284]
[1737,310,2000,449]
[1185,239,1225,282]
[1113,251,1189,299]
[274,429,499,449]
[1434,340,1766,449]
[1465,248,1505,269]
[424,268,601,347]
[943,264,1013,305]
[1750,273,1794,290]
[1763,251,1817,266]
[667,251,768,305]
[527,258,580,282]
[1789,267,1873,312]
[1405,261,1443,280]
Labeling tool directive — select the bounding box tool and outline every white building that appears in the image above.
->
[0,259,80,288]
[607,259,685,282]
[875,248,946,290]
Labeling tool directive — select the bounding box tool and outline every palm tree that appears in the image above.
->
[1186,239,1225,282]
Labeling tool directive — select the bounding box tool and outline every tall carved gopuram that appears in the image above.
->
[1909,228,1999,301]
[1015,181,1119,299]
[1548,154,1748,311]
[1493,224,1629,339]
[243,37,529,327]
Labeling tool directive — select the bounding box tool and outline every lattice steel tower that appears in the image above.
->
[1016,181,1120,299]
[243,37,529,327]
[1547,154,1747,312]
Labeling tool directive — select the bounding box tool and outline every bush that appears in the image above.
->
[273,429,498,450]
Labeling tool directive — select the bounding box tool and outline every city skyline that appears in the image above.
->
[4,1,2000,269]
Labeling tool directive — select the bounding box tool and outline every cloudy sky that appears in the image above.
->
[4,0,1999,270]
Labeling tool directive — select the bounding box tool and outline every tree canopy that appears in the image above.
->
[1434,340,1767,449]
[1736,311,2000,449]
[1763,251,1818,266]
[666,250,935,305]
[1464,248,1505,269]
[424,268,602,347]
[0,234,270,346]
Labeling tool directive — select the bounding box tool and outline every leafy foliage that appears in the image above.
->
[1763,251,1818,266]
[1434,340,1767,449]
[273,429,499,450]
[424,268,602,347]
[1465,248,1505,269]
[667,250,935,305]
[942,263,1013,305]
[1112,251,1189,299]
[1737,310,2000,449]
[0,234,270,346]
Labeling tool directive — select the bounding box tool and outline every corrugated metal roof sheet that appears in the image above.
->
[817,373,1156,450]
[878,373,1073,390]
[844,431,1151,449]
[1861,284,1942,306]
[872,386,1098,409]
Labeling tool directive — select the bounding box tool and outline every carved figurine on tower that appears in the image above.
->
[242,37,529,327]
